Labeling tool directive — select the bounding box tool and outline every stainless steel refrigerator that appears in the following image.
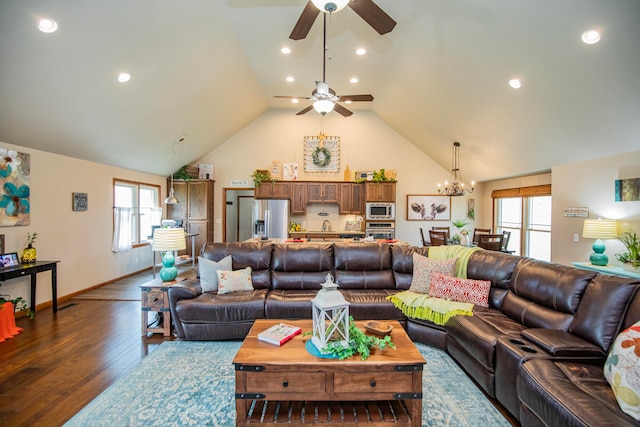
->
[252,199,290,240]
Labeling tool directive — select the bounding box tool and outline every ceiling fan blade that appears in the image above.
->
[296,105,314,115]
[340,94,374,102]
[289,1,320,40]
[333,103,353,117]
[348,0,397,35]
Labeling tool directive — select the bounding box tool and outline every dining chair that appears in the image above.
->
[477,234,504,251]
[432,226,451,242]
[429,230,448,246]
[419,228,429,247]
[472,228,492,245]
[501,230,512,252]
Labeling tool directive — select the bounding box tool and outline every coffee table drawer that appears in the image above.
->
[245,372,326,392]
[334,372,413,393]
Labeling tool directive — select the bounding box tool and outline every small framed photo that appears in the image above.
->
[0,252,20,268]
[72,192,88,211]
[407,194,451,221]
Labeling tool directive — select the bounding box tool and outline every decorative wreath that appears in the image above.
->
[312,146,332,167]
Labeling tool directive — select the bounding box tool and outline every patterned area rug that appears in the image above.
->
[64,341,511,427]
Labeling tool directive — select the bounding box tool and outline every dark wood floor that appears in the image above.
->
[0,270,176,427]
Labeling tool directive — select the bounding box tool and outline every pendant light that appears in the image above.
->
[437,141,475,196]
[164,173,179,204]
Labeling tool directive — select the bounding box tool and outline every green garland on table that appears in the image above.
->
[312,146,331,167]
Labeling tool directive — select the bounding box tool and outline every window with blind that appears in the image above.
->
[492,185,551,261]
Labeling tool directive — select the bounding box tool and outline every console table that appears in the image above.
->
[0,261,60,313]
[572,261,640,279]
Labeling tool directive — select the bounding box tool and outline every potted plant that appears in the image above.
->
[452,219,470,245]
[615,231,640,270]
[21,232,38,264]
[251,170,273,186]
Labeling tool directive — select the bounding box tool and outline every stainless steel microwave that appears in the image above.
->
[365,202,395,220]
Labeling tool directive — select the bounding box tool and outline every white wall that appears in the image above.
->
[0,142,165,308]
[552,150,640,266]
[195,109,483,247]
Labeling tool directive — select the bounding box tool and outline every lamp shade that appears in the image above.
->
[152,228,186,252]
[582,219,618,239]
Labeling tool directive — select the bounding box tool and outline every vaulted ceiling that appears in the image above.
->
[1,0,639,181]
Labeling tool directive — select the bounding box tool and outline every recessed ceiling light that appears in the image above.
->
[349,77,358,83]
[118,73,131,83]
[581,30,601,44]
[508,78,522,89]
[281,47,291,54]
[356,48,366,55]
[291,99,299,104]
[286,76,295,82]
[344,100,352,104]
[38,18,58,33]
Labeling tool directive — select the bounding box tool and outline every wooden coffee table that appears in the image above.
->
[233,319,425,426]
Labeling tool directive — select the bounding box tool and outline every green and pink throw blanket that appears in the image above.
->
[387,245,483,326]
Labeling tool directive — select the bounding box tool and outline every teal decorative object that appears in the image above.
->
[589,238,609,266]
[159,251,178,281]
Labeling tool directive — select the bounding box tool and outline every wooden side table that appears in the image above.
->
[140,277,185,337]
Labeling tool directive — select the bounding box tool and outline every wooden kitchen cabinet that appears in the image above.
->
[255,181,291,199]
[365,182,396,202]
[290,182,307,215]
[339,183,364,214]
[166,179,214,257]
[307,182,339,203]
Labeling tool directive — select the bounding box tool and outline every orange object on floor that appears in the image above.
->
[0,302,23,342]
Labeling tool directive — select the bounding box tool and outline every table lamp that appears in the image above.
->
[152,228,186,281]
[582,218,618,266]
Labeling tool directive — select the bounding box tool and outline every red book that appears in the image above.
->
[257,323,302,346]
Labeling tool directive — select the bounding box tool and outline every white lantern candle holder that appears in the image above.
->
[311,273,350,352]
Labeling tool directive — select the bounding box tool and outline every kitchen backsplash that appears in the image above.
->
[290,203,364,232]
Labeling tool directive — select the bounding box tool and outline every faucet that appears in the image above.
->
[322,219,331,232]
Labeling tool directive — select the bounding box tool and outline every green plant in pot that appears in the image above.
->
[250,170,273,186]
[615,231,640,270]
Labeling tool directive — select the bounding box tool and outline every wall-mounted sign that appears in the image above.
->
[563,207,589,218]
[230,180,250,187]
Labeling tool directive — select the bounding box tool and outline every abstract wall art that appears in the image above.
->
[0,148,30,226]
[615,178,640,202]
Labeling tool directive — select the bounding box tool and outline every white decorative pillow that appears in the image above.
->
[604,321,640,421]
[408,253,457,294]
[428,272,491,307]
[198,255,232,293]
[217,267,254,295]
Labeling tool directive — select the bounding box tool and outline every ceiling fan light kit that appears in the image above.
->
[311,0,350,13]
[313,99,335,114]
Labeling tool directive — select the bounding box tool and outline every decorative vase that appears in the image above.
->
[21,244,37,264]
[460,235,469,246]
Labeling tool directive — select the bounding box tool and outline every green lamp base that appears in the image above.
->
[159,252,178,282]
[589,238,609,266]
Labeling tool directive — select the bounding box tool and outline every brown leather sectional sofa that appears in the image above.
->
[167,242,640,426]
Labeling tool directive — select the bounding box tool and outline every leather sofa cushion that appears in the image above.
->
[334,243,395,289]
[502,291,574,330]
[521,329,606,358]
[446,306,527,369]
[271,243,334,290]
[391,246,429,290]
[467,250,523,290]
[265,289,317,319]
[569,275,640,352]
[341,289,405,320]
[175,289,268,322]
[517,359,638,427]
[200,242,273,289]
[511,258,596,313]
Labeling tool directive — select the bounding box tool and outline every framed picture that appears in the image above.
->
[0,234,4,254]
[407,194,451,221]
[72,192,88,211]
[0,252,20,268]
